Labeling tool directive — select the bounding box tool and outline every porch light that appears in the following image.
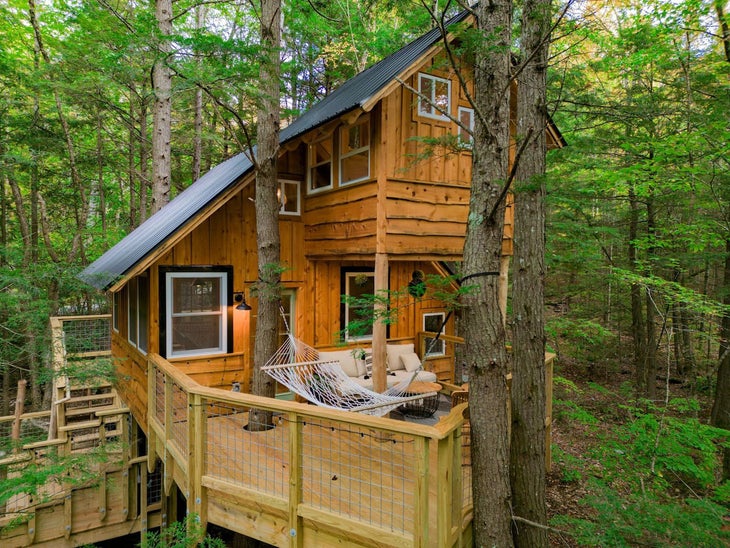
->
[233,292,252,311]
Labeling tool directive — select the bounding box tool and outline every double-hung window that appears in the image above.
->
[423,312,446,357]
[128,275,148,353]
[278,180,300,215]
[308,136,333,192]
[342,270,376,341]
[164,271,228,358]
[458,106,474,147]
[339,119,370,185]
[418,73,451,120]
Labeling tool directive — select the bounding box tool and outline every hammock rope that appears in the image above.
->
[262,331,435,417]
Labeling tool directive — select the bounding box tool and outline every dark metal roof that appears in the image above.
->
[79,11,471,291]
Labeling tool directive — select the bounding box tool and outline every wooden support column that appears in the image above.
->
[189,392,207,532]
[288,412,303,547]
[147,358,157,473]
[372,253,388,393]
[437,430,461,547]
[11,379,27,446]
[413,436,430,546]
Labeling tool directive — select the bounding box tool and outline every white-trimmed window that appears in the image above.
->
[279,180,300,215]
[128,275,148,353]
[277,290,296,347]
[344,271,376,341]
[339,118,370,185]
[423,312,446,357]
[308,135,333,192]
[165,272,228,358]
[458,106,474,147]
[112,291,121,332]
[418,73,451,120]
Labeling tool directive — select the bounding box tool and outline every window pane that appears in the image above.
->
[173,277,221,313]
[138,277,148,352]
[419,75,433,114]
[281,181,299,213]
[435,80,449,111]
[171,315,222,353]
[459,108,473,144]
[347,273,375,339]
[424,313,445,356]
[341,151,369,184]
[311,163,331,189]
[128,278,138,346]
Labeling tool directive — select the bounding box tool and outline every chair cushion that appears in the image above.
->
[318,350,359,377]
[386,343,414,371]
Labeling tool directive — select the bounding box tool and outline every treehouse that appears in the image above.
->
[68,9,563,547]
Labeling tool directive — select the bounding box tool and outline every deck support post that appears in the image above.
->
[413,436,430,545]
[288,412,304,547]
[372,252,388,393]
[189,392,207,536]
[437,424,463,546]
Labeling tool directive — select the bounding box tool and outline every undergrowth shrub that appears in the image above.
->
[552,392,730,546]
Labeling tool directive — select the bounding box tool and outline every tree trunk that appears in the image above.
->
[192,5,204,183]
[645,196,657,400]
[249,0,282,430]
[510,0,551,545]
[711,238,730,480]
[628,184,646,393]
[151,0,173,214]
[465,1,514,546]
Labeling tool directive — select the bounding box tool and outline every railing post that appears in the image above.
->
[189,392,207,535]
[413,436,430,546]
[437,425,463,547]
[147,358,157,473]
[288,412,303,548]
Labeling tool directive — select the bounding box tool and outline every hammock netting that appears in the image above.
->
[262,333,435,416]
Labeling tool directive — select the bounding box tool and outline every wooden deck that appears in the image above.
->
[147,353,473,547]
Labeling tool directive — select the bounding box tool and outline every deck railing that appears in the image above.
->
[147,353,472,547]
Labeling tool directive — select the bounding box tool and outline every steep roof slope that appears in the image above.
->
[80,10,471,291]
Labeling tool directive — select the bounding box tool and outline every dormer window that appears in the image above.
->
[339,118,370,185]
[418,73,451,120]
[308,136,333,192]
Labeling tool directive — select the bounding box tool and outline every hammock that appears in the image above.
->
[262,333,435,416]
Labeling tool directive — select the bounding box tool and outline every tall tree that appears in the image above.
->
[462,0,514,545]
[249,0,282,429]
[510,0,553,544]
[151,0,173,213]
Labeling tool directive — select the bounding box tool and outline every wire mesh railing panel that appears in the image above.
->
[205,402,289,499]
[61,317,111,355]
[154,366,165,425]
[300,418,416,535]
[170,381,189,455]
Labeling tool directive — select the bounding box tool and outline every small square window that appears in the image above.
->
[344,271,376,341]
[418,73,451,120]
[279,180,300,215]
[423,312,446,357]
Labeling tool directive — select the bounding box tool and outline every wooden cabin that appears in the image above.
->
[77,9,563,547]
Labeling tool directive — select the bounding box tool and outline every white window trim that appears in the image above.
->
[339,121,371,186]
[458,106,474,148]
[112,292,120,332]
[345,271,376,342]
[423,312,446,357]
[417,72,452,121]
[307,136,333,194]
[279,179,301,216]
[165,271,228,359]
[127,277,148,354]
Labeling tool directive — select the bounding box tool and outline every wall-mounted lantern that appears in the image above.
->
[233,291,252,311]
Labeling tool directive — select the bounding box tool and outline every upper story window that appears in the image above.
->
[112,291,121,332]
[339,119,370,185]
[458,106,474,148]
[164,271,229,358]
[278,179,300,215]
[128,274,148,353]
[418,73,451,120]
[308,136,332,192]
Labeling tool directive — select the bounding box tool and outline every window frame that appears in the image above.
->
[112,291,121,332]
[159,267,233,359]
[423,312,446,357]
[417,72,452,121]
[339,118,371,186]
[340,267,377,342]
[278,179,301,216]
[457,106,474,148]
[127,274,149,353]
[307,134,333,194]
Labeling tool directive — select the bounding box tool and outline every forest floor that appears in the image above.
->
[543,353,721,547]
